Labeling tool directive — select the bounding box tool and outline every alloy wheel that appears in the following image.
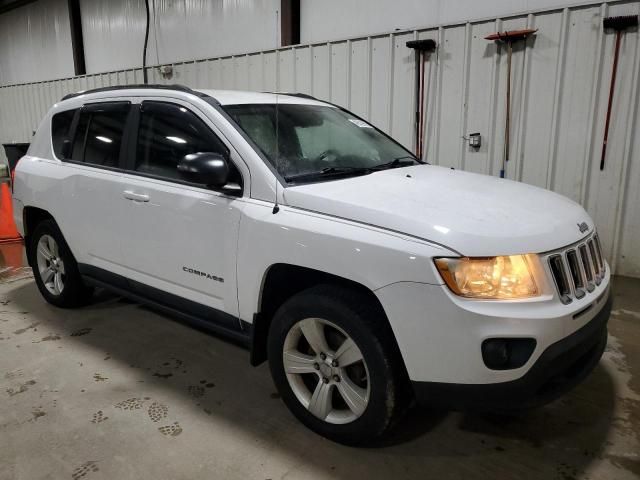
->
[283,317,370,424]
[36,234,65,296]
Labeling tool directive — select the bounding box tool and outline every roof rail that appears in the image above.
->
[60,84,216,102]
[265,92,319,101]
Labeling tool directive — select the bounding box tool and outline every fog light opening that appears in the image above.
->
[482,338,536,370]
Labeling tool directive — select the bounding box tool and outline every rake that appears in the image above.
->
[600,15,638,171]
[485,28,537,178]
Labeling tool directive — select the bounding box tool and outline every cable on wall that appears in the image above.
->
[143,0,151,83]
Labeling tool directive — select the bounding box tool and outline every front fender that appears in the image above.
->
[236,201,451,323]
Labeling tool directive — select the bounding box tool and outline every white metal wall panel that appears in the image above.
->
[369,36,392,132]
[279,49,295,93]
[350,39,370,119]
[301,0,613,44]
[460,22,496,175]
[0,0,74,85]
[79,0,280,75]
[517,11,564,187]
[295,47,312,95]
[1,1,639,278]
[619,101,640,277]
[247,53,263,92]
[311,44,331,101]
[330,42,349,108]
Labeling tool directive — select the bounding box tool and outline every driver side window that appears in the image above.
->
[135,102,239,184]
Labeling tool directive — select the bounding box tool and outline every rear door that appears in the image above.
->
[118,99,245,320]
[54,101,132,273]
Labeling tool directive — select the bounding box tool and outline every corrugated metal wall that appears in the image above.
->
[79,0,280,74]
[300,0,601,44]
[1,1,639,277]
[0,0,74,84]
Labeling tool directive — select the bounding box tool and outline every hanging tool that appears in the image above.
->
[600,15,638,171]
[485,28,537,178]
[406,39,437,160]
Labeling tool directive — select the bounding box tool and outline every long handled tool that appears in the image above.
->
[600,15,638,171]
[485,29,537,178]
[406,39,436,160]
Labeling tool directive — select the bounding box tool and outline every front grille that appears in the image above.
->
[548,233,606,304]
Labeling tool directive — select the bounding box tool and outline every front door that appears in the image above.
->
[119,99,245,320]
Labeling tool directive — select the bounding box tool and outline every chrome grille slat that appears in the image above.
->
[548,232,605,303]
[549,254,572,304]
[578,244,595,292]
[594,235,604,266]
[594,234,605,284]
[565,249,586,299]
[587,239,602,284]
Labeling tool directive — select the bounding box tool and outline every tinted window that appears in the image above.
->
[51,109,77,159]
[135,102,229,181]
[71,112,90,161]
[70,105,129,167]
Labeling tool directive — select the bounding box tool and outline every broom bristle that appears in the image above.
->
[603,15,639,30]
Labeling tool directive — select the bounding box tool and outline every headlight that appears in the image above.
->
[434,255,539,299]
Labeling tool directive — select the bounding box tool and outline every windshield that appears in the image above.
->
[223,103,419,183]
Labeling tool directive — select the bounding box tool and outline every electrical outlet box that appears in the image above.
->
[469,132,481,149]
[159,65,174,79]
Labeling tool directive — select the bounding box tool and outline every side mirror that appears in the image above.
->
[177,152,229,188]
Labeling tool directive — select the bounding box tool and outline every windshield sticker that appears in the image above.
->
[348,119,373,128]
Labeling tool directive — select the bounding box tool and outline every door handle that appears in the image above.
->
[123,190,149,202]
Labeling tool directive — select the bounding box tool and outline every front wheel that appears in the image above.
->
[267,285,410,445]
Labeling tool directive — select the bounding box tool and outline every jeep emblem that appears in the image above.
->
[577,222,589,234]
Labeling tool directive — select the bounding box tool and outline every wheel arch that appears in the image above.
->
[249,263,405,373]
[22,206,55,266]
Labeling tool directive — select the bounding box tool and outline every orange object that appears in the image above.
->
[0,239,25,270]
[0,182,20,242]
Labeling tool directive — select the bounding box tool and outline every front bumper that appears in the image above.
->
[412,291,611,410]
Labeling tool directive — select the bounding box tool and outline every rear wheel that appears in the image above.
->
[29,219,93,308]
[267,285,410,445]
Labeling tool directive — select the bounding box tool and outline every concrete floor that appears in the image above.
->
[0,240,638,480]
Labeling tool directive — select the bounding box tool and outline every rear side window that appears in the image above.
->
[70,103,130,168]
[135,101,228,180]
[51,109,78,159]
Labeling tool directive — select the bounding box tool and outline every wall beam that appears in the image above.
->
[280,0,300,47]
[67,0,86,76]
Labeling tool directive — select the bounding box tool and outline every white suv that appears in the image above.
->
[12,85,611,445]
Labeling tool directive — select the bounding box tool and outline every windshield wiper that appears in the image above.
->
[371,156,420,170]
[283,156,420,183]
[284,166,373,183]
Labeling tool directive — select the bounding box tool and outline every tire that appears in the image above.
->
[267,284,410,445]
[28,219,93,308]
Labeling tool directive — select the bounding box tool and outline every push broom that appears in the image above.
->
[600,15,638,171]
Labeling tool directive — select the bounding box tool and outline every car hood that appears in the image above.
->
[283,165,593,256]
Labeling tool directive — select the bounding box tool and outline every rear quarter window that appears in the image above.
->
[70,103,130,168]
[51,109,78,159]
